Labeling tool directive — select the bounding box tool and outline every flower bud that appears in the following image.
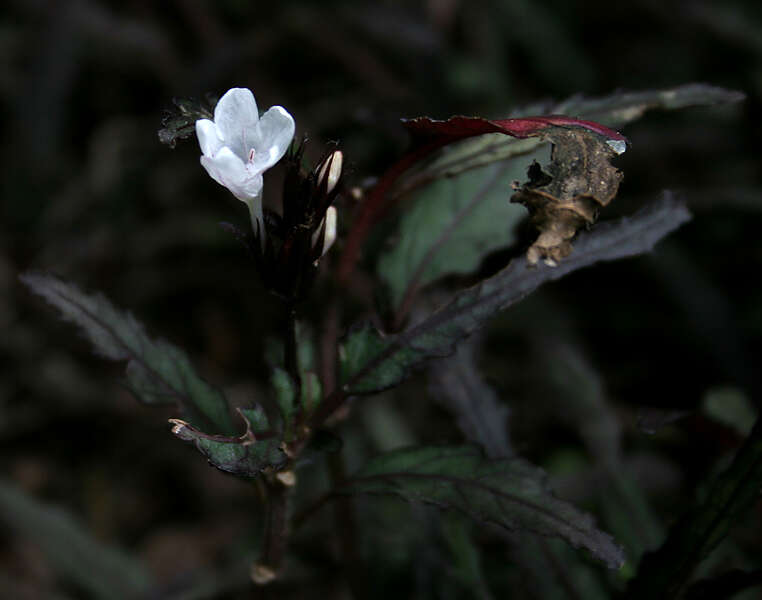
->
[316,150,343,195]
[311,206,338,258]
[322,206,338,256]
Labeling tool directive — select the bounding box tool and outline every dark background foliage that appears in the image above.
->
[2,0,761,598]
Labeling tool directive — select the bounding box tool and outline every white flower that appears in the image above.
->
[195,87,295,239]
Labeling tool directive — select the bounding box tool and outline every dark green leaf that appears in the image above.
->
[341,195,691,395]
[554,83,745,124]
[0,480,153,600]
[378,159,534,313]
[338,445,625,569]
[20,273,234,434]
[266,325,323,417]
[170,409,287,478]
[239,406,270,434]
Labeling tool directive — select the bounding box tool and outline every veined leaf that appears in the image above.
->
[402,113,626,146]
[376,85,737,318]
[553,83,745,125]
[342,195,690,395]
[337,445,625,569]
[404,84,744,185]
[170,408,287,477]
[380,119,624,310]
[0,480,153,600]
[20,273,234,435]
[339,84,740,283]
[378,158,536,313]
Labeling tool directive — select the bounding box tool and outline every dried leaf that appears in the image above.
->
[338,115,625,282]
[511,128,624,265]
[340,84,742,281]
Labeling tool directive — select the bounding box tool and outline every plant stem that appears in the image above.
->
[255,303,301,580]
[627,414,762,598]
[320,303,339,397]
[283,302,303,432]
[260,479,290,574]
[284,304,301,389]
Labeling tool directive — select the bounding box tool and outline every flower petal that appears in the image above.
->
[195,119,224,157]
[251,106,295,172]
[213,88,259,160]
[200,146,263,201]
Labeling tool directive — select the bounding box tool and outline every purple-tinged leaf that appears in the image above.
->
[337,445,625,569]
[402,114,627,145]
[341,195,690,395]
[20,272,234,435]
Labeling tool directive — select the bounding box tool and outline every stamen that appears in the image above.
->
[248,148,256,162]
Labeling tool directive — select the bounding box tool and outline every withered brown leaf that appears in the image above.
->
[511,128,624,266]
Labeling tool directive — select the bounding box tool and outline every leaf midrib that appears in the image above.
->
[342,468,617,560]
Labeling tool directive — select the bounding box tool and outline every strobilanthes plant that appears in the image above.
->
[21,83,756,599]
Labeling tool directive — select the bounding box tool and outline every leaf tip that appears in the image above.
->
[168,418,192,440]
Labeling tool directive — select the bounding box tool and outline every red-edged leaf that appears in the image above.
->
[337,114,626,282]
[402,114,627,145]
